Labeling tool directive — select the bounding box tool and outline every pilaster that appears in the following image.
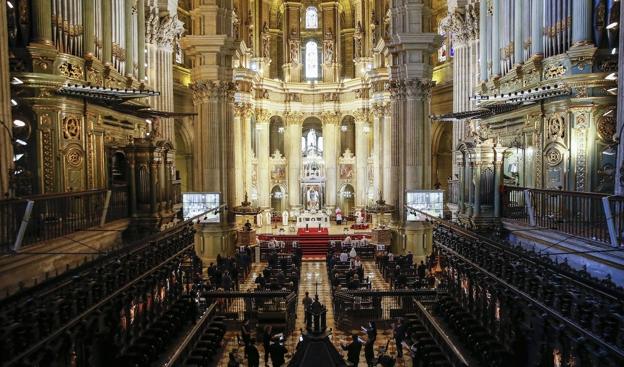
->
[286,112,304,210]
[322,111,340,210]
[354,109,371,208]
[256,109,271,209]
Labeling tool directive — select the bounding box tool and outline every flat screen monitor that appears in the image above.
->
[182,192,221,223]
[405,190,444,221]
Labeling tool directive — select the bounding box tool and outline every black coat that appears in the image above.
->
[245,344,260,365]
[270,343,287,366]
[342,340,362,364]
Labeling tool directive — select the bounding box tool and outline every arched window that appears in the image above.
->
[305,7,318,29]
[305,41,319,79]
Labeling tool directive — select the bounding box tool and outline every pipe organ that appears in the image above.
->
[51,0,84,57]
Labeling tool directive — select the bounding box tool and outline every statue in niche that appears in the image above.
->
[290,41,299,64]
[246,10,253,47]
[354,21,363,58]
[324,40,334,64]
[261,22,270,58]
[232,7,240,40]
[306,186,320,211]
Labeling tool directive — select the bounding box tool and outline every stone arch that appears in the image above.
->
[431,121,453,189]
[337,183,355,216]
[339,115,356,156]
[270,184,287,213]
[269,115,286,156]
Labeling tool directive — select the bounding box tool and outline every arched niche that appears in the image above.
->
[269,116,285,156]
[337,183,355,217]
[302,117,323,156]
[339,115,355,156]
[431,122,453,190]
[270,185,286,213]
[174,118,193,193]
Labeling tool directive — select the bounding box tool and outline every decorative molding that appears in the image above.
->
[233,102,253,118]
[146,9,185,50]
[189,80,237,104]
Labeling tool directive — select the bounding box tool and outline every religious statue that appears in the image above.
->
[354,21,363,58]
[289,40,299,64]
[324,40,334,64]
[261,22,270,58]
[306,186,320,210]
[232,7,240,40]
[282,210,289,226]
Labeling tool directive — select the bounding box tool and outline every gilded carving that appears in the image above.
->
[255,109,272,123]
[233,102,253,118]
[41,116,54,192]
[66,147,84,168]
[547,114,565,140]
[545,148,562,166]
[189,80,237,104]
[543,64,566,80]
[62,116,81,140]
[597,115,616,143]
[58,62,83,79]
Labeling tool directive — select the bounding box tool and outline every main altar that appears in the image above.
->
[296,210,330,228]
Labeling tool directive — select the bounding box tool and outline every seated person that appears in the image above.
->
[255,273,266,288]
[339,250,349,263]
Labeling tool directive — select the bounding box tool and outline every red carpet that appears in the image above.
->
[258,233,371,258]
[297,228,329,236]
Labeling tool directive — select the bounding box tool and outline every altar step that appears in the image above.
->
[257,233,370,258]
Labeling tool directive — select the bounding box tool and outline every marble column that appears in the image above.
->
[491,0,501,76]
[31,0,53,45]
[137,0,146,81]
[372,106,383,198]
[322,112,339,210]
[102,0,112,63]
[83,0,95,55]
[257,118,271,209]
[572,0,593,45]
[479,0,488,81]
[513,0,523,65]
[124,0,134,77]
[244,114,254,201]
[494,145,505,217]
[382,109,394,207]
[286,113,303,209]
[354,112,370,207]
[233,105,246,205]
[616,6,624,195]
[531,0,543,56]
[402,80,433,193]
[0,3,12,198]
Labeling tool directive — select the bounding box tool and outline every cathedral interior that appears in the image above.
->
[1,0,624,366]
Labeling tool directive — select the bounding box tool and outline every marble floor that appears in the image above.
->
[217,261,414,366]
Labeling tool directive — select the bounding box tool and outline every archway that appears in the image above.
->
[270,185,286,214]
[431,122,453,190]
[337,184,355,217]
[269,116,285,156]
[174,119,193,192]
[339,116,355,156]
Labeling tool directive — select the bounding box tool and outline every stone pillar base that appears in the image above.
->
[195,223,237,264]
[401,221,433,263]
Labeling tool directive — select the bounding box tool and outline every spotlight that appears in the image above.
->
[13,154,24,161]
[606,22,618,30]
[605,72,617,80]
[10,99,17,106]
[612,48,618,55]
[15,139,27,146]
[603,109,614,117]
[13,119,25,127]
[10,77,23,85]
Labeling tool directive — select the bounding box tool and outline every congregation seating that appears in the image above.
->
[376,253,433,289]
[183,315,227,366]
[434,296,508,366]
[402,312,453,366]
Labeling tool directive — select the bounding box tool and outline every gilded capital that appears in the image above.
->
[285,111,305,125]
[255,108,272,123]
[372,102,390,117]
[233,102,253,118]
[352,108,370,123]
[320,111,341,125]
[189,80,237,104]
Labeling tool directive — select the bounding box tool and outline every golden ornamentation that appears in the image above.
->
[66,147,84,168]
[547,114,565,140]
[543,64,566,80]
[597,115,616,143]
[58,62,84,79]
[546,148,563,166]
[255,109,272,123]
[63,116,81,140]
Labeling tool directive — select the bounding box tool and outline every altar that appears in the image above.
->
[296,210,330,228]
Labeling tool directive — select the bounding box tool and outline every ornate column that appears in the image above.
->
[282,2,302,82]
[146,7,184,144]
[403,80,434,194]
[513,0,523,65]
[479,0,488,81]
[572,0,593,45]
[31,0,53,45]
[531,0,543,56]
[0,3,12,198]
[256,109,271,209]
[354,109,370,208]
[616,7,624,195]
[372,104,386,198]
[491,0,501,76]
[233,103,248,205]
[494,144,506,217]
[286,112,303,209]
[382,105,395,207]
[322,112,340,210]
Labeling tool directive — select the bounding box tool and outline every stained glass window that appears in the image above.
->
[305,41,318,79]
[306,7,318,29]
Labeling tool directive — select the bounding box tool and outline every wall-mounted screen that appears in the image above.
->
[406,190,444,221]
[182,192,221,223]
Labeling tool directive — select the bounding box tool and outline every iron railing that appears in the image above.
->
[501,186,616,245]
[0,187,129,251]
